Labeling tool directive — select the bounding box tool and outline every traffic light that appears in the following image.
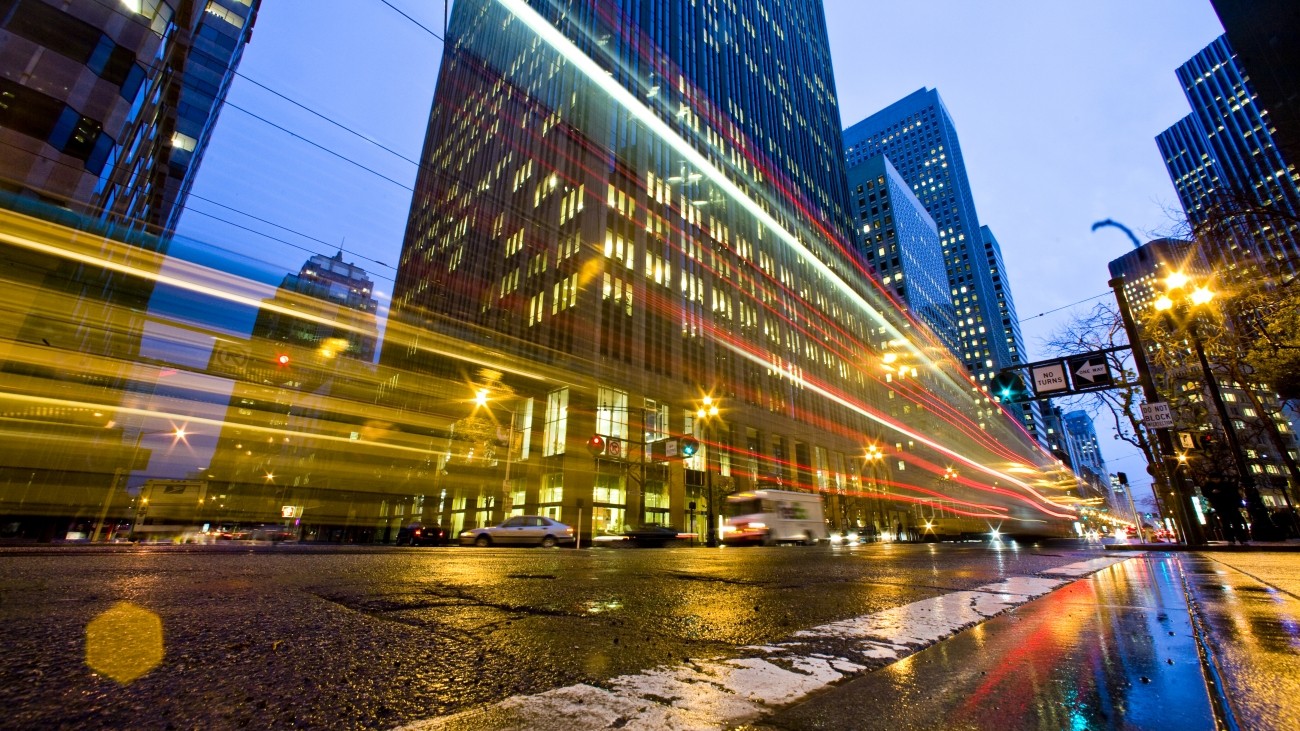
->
[1198,433,1216,450]
[990,371,1027,403]
[679,437,700,458]
[1116,472,1128,486]
[586,434,606,456]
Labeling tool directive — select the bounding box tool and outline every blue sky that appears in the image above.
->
[175,0,1227,499]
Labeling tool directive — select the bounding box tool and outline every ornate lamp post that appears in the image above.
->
[1154,273,1277,540]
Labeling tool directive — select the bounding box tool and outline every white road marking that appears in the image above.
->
[395,557,1131,731]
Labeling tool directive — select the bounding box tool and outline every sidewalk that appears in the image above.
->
[758,551,1300,731]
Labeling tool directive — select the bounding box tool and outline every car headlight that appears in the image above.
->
[459,531,474,537]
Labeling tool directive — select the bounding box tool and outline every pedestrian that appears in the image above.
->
[894,521,904,542]
[1204,476,1249,545]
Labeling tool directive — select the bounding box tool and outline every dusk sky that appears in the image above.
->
[175,0,1229,498]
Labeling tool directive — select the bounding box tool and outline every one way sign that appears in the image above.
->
[1067,355,1113,390]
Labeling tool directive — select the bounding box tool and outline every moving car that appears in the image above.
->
[623,523,681,547]
[396,522,448,546]
[459,515,575,547]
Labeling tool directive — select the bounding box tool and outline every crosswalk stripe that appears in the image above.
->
[395,557,1130,730]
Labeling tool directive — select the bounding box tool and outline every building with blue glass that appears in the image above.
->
[0,0,259,236]
[842,88,1022,386]
[1156,35,1300,281]
[845,154,957,357]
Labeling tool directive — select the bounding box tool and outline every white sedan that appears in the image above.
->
[459,515,575,547]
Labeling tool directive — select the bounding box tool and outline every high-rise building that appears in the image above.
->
[842,89,1018,386]
[0,0,259,236]
[1210,1,1300,161]
[253,252,380,363]
[1156,36,1300,281]
[844,154,957,357]
[1062,410,1108,495]
[382,0,1070,539]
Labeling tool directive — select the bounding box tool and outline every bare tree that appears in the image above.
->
[1042,302,1168,521]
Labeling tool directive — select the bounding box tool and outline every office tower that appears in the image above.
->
[1062,410,1108,495]
[842,89,1017,387]
[383,0,1071,540]
[0,0,259,236]
[1156,36,1300,281]
[844,154,957,357]
[1108,239,1295,510]
[253,252,380,363]
[979,225,1042,438]
[1211,0,1300,160]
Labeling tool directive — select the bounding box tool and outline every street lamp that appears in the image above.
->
[863,443,885,538]
[695,396,721,547]
[103,426,190,542]
[472,388,520,522]
[1107,274,1203,545]
[1154,272,1276,540]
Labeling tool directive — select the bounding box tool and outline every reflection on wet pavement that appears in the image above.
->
[762,555,1215,731]
[1183,554,1300,731]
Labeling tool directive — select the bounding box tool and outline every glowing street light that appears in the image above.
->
[695,396,723,547]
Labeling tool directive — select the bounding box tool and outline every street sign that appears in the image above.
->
[607,437,623,459]
[1140,402,1175,429]
[1178,431,1196,450]
[1067,355,1113,390]
[663,439,679,458]
[1030,362,1069,395]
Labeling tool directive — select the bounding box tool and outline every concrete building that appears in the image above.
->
[1108,239,1297,514]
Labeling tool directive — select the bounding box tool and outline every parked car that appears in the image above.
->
[459,515,575,547]
[396,522,448,546]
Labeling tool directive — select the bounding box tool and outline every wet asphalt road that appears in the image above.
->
[0,540,1110,730]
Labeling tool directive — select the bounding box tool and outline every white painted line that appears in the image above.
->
[395,559,1131,731]
[1041,556,1129,577]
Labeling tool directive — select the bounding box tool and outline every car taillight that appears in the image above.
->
[414,529,422,536]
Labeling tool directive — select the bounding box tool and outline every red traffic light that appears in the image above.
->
[586,434,606,456]
[275,353,290,366]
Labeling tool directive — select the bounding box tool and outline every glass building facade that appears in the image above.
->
[382,0,1075,539]
[845,154,957,358]
[0,0,259,237]
[842,88,1021,386]
[1156,35,1300,282]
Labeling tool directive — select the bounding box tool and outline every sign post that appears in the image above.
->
[1067,355,1113,390]
[1140,402,1175,429]
[1030,361,1069,396]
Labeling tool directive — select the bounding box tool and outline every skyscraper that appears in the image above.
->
[845,154,957,358]
[1156,36,1300,281]
[842,88,1021,387]
[383,0,1071,539]
[1210,0,1300,161]
[253,252,380,363]
[0,0,259,236]
[1062,410,1108,496]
